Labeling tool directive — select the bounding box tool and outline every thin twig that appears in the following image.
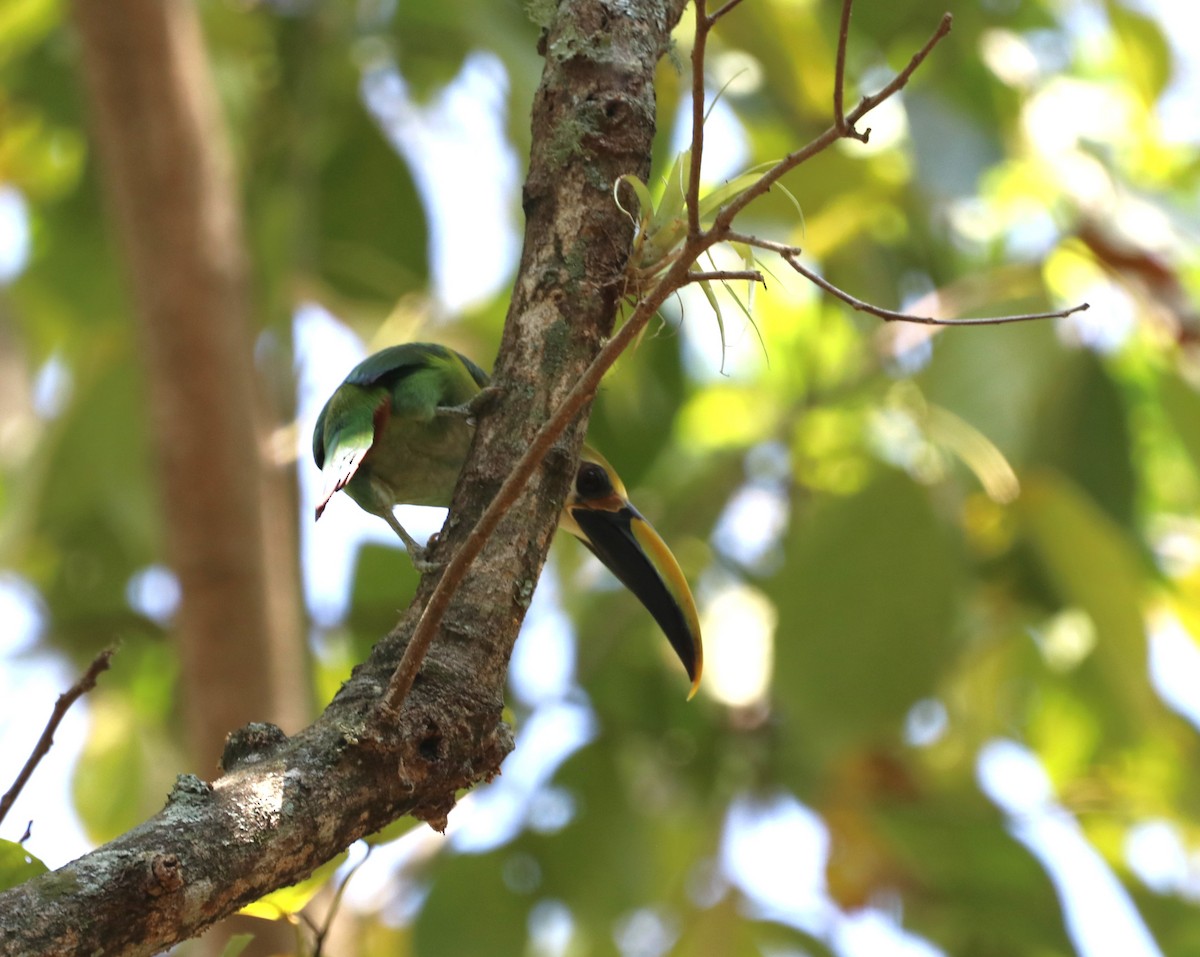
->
[683,269,766,286]
[722,230,1089,325]
[711,11,953,233]
[311,844,372,957]
[833,0,861,138]
[707,0,748,24]
[0,647,115,827]
[686,0,710,240]
[779,249,1089,326]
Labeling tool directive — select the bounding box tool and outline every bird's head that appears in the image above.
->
[559,446,703,698]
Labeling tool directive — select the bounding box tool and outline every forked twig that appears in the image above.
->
[723,231,1089,326]
[707,0,749,23]
[833,0,860,138]
[780,249,1088,326]
[712,9,953,232]
[0,647,115,827]
[376,0,1080,718]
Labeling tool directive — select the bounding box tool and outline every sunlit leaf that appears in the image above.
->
[1104,0,1172,106]
[1018,472,1157,739]
[239,852,347,920]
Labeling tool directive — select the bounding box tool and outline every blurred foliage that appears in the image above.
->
[2,0,1200,955]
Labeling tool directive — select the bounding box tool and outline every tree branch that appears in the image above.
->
[778,248,1088,326]
[833,0,859,138]
[682,269,766,286]
[0,2,1073,952]
[710,11,953,233]
[724,231,1089,326]
[686,0,710,240]
[0,648,114,828]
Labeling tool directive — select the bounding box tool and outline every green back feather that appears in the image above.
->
[313,343,489,468]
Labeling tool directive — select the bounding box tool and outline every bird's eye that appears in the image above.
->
[575,462,611,500]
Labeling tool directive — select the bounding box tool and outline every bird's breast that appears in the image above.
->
[354,414,475,508]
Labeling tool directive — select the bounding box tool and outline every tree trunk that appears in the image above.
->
[69,0,308,952]
[0,0,685,952]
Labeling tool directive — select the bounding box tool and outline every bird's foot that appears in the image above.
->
[439,385,503,424]
[408,545,444,575]
[383,513,443,573]
[410,532,448,574]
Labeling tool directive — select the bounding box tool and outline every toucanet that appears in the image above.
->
[313,342,703,697]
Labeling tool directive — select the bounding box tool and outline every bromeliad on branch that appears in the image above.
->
[313,342,703,698]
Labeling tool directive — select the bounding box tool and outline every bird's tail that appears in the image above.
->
[315,445,369,520]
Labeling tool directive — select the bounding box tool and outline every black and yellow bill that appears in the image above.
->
[561,449,704,699]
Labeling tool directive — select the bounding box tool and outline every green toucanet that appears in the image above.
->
[313,342,703,697]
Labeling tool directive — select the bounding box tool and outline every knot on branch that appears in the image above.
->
[166,774,213,806]
[220,722,289,772]
[145,854,184,897]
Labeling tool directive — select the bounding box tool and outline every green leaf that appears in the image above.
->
[1017,473,1157,739]
[218,933,255,957]
[413,850,529,957]
[1027,352,1136,531]
[615,173,655,225]
[345,543,422,661]
[362,814,419,847]
[239,851,347,920]
[771,469,965,759]
[1158,371,1200,477]
[919,320,1064,464]
[694,270,728,366]
[72,693,181,843]
[1105,0,1172,106]
[0,839,47,892]
[653,149,690,230]
[879,788,1074,955]
[314,106,428,307]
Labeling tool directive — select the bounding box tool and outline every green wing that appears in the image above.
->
[313,343,489,468]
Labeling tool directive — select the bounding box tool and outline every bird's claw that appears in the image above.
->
[409,535,445,574]
[410,551,444,575]
[438,385,503,424]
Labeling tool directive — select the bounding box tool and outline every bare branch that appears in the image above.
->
[686,0,710,239]
[711,11,953,232]
[682,269,766,286]
[0,647,115,827]
[707,0,748,24]
[778,248,1089,326]
[833,0,864,140]
[721,231,1088,325]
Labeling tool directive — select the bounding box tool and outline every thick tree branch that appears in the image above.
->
[0,1,686,954]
